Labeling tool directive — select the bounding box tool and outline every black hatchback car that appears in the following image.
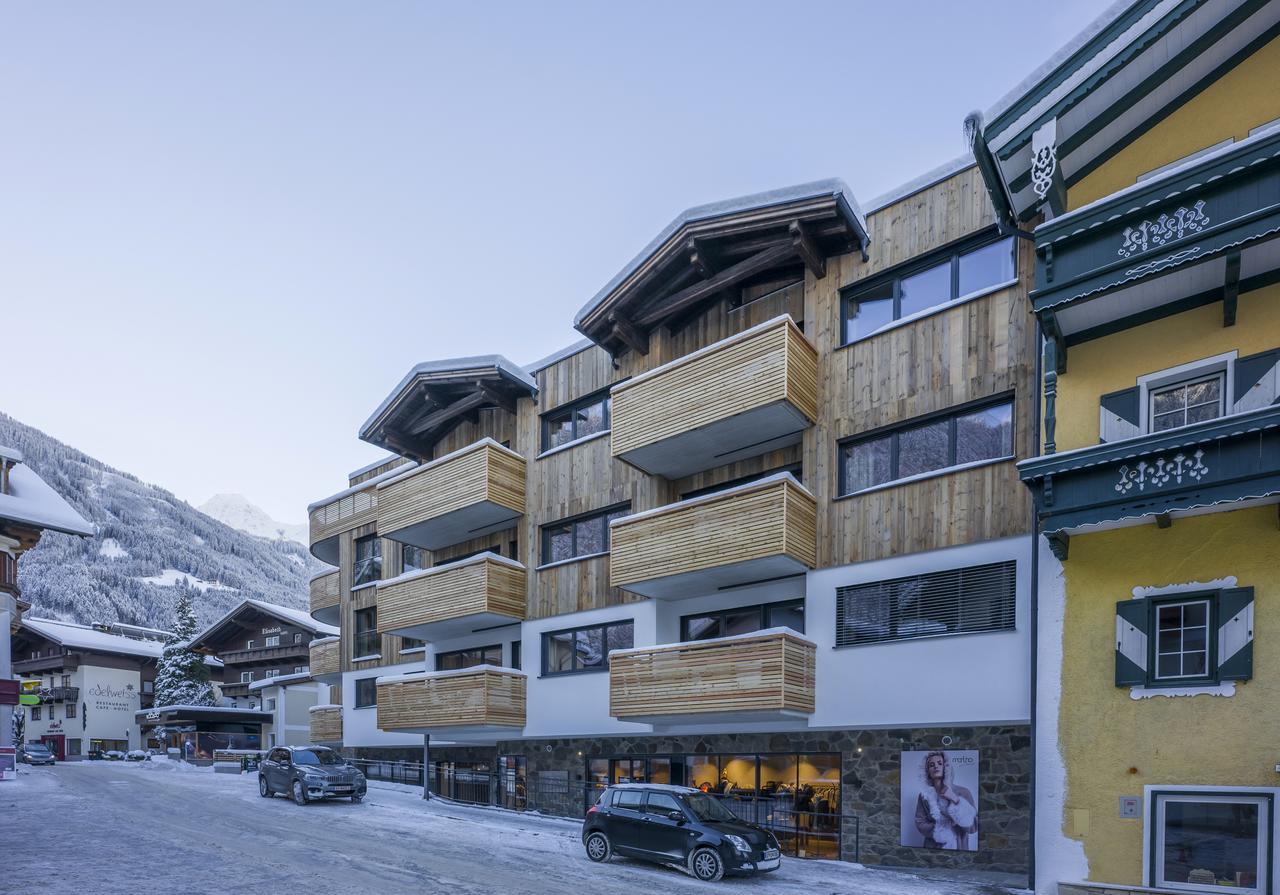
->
[583,784,781,881]
[258,745,367,805]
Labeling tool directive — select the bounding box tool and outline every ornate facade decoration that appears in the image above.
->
[1030,143,1058,199]
[1125,246,1202,278]
[1117,200,1210,258]
[1114,449,1209,494]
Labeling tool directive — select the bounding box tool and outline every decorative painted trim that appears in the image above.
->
[1030,138,1058,200]
[1114,450,1208,493]
[1129,682,1235,699]
[1118,200,1210,258]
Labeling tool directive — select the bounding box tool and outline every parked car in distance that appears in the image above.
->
[103,750,126,761]
[582,784,782,881]
[258,745,367,806]
[125,750,151,762]
[19,744,55,766]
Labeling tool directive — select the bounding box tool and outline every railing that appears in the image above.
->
[376,667,526,733]
[309,637,342,682]
[610,315,818,478]
[349,758,424,787]
[310,570,341,624]
[376,553,526,640]
[218,644,309,664]
[43,687,80,703]
[308,482,381,564]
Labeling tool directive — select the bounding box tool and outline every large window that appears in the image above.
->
[1150,373,1224,433]
[401,543,427,574]
[1154,599,1212,682]
[681,599,804,642]
[354,677,377,708]
[540,505,629,565]
[842,235,1016,342]
[836,560,1016,647]
[353,606,379,658]
[542,620,633,675]
[1116,588,1253,689]
[839,398,1013,495]
[353,534,382,588]
[542,391,611,452]
[1153,791,1270,893]
[435,644,502,671]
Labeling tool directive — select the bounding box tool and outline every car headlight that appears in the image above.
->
[724,835,751,855]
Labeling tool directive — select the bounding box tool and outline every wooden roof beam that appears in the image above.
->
[609,312,649,355]
[635,241,797,328]
[406,390,488,437]
[688,237,719,279]
[789,220,825,279]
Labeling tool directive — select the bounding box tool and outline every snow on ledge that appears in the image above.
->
[609,626,815,658]
[309,704,343,713]
[612,315,799,392]
[611,471,809,527]
[309,635,340,647]
[248,671,313,691]
[377,664,526,685]
[307,460,417,512]
[377,551,525,589]
[377,437,523,490]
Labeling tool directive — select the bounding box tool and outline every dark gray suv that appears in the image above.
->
[258,746,367,805]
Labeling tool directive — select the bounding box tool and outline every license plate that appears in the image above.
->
[330,785,352,792]
[763,848,779,860]
[757,858,780,870]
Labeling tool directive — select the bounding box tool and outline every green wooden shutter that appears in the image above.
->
[1115,599,1148,687]
[1217,587,1254,682]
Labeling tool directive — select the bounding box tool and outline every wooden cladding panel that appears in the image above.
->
[349,457,409,487]
[431,408,517,460]
[309,708,343,742]
[610,630,816,718]
[309,639,341,678]
[377,441,526,534]
[610,316,817,457]
[609,477,817,588]
[309,486,379,548]
[377,557,526,633]
[376,670,527,730]
[309,571,340,617]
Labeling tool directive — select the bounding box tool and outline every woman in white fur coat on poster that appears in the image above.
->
[913,751,978,850]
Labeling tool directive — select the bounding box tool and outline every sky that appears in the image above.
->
[1,1,1116,524]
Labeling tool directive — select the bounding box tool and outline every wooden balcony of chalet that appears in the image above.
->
[309,636,342,685]
[376,666,526,741]
[309,570,341,627]
[610,629,815,725]
[610,316,818,478]
[609,473,817,599]
[376,553,526,641]
[308,705,343,744]
[376,439,526,551]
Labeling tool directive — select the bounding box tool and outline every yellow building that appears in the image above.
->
[969,2,1280,893]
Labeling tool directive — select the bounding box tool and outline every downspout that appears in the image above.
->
[1028,315,1044,892]
[964,112,1036,242]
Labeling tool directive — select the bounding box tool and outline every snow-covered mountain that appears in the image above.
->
[198,493,308,545]
[0,413,326,631]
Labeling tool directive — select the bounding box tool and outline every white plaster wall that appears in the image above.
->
[341,659,425,748]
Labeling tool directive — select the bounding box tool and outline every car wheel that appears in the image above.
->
[351,794,363,803]
[584,831,612,863]
[689,847,725,882]
[291,779,308,806]
[259,776,272,798]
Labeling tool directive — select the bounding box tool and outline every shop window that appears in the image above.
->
[541,620,633,676]
[1153,791,1269,893]
[836,560,1016,647]
[1115,588,1254,688]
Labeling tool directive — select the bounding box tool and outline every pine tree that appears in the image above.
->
[152,589,215,707]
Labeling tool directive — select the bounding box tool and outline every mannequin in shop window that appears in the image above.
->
[913,751,977,850]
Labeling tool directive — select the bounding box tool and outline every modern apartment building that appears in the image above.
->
[967,1,1280,893]
[307,163,1038,873]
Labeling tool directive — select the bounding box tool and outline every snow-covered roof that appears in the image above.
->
[188,598,338,650]
[308,704,342,712]
[346,453,406,481]
[0,445,23,464]
[573,178,866,327]
[20,617,166,659]
[247,671,313,691]
[0,461,93,537]
[522,338,595,375]
[307,460,417,512]
[135,704,272,719]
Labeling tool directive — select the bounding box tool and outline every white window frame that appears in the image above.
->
[264,635,280,648]
[1152,598,1212,682]
[240,671,254,683]
[264,669,279,679]
[1144,786,1276,894]
[246,639,255,651]
[1137,352,1236,434]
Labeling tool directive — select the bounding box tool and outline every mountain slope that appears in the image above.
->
[198,493,308,545]
[0,413,327,631]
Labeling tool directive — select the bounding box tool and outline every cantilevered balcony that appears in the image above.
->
[609,473,817,599]
[376,666,526,741]
[610,316,818,478]
[376,439,526,551]
[377,553,526,641]
[1021,406,1280,559]
[308,705,343,744]
[309,570,341,627]
[610,629,816,725]
[309,636,342,685]
[308,483,381,565]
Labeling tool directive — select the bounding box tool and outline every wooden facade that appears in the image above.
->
[309,637,341,683]
[376,554,526,639]
[376,668,527,732]
[309,706,343,743]
[308,570,340,623]
[609,629,816,720]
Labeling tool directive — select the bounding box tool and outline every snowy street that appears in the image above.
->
[6,761,1020,895]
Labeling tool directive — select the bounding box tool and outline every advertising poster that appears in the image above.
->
[900,749,980,851]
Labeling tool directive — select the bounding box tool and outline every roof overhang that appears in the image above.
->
[358,356,536,459]
[574,179,868,356]
[970,0,1280,224]
[188,599,332,652]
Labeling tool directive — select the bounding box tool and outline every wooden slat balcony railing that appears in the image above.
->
[610,629,816,723]
[377,553,526,641]
[309,570,341,626]
[609,473,817,599]
[376,439,526,551]
[376,666,526,737]
[218,644,311,665]
[308,483,381,565]
[309,636,342,685]
[308,705,343,743]
[610,315,817,478]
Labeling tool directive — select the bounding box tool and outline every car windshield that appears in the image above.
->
[26,746,50,754]
[292,749,343,766]
[683,793,738,823]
